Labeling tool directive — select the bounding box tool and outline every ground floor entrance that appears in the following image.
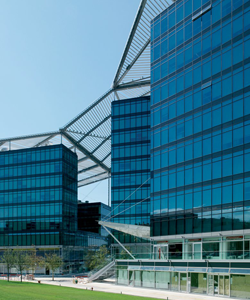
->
[207,274,230,296]
[117,268,250,299]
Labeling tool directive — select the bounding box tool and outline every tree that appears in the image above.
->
[84,247,96,270]
[1,249,15,282]
[85,245,109,270]
[119,247,132,259]
[25,247,44,279]
[96,245,109,264]
[13,249,28,282]
[45,253,63,281]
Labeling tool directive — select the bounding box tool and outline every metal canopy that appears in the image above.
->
[99,221,150,239]
[0,0,174,187]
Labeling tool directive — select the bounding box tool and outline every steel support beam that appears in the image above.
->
[78,164,99,174]
[113,0,147,86]
[115,79,150,91]
[91,135,111,154]
[62,131,110,173]
[70,134,111,160]
[62,89,113,130]
[78,157,87,163]
[78,171,107,183]
[115,38,150,86]
[65,129,109,141]
[108,174,111,207]
[34,133,58,147]
[102,225,135,260]
[77,156,89,163]
[0,131,59,144]
[101,152,111,163]
[72,114,111,144]
[78,175,109,187]
[114,91,120,100]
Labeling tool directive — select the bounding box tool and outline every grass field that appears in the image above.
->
[0,280,157,300]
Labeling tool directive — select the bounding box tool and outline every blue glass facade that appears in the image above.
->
[111,97,151,243]
[150,0,250,236]
[0,144,78,246]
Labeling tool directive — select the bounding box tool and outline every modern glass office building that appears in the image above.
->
[78,201,111,237]
[111,97,151,245]
[116,0,250,297]
[150,0,250,239]
[0,144,108,273]
[0,144,78,247]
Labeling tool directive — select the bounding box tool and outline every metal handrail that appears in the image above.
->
[88,260,115,282]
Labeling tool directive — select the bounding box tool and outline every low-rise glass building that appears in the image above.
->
[78,201,110,237]
[0,144,108,274]
[116,259,250,298]
[0,144,78,247]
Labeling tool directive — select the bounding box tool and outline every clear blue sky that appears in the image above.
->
[0,0,141,205]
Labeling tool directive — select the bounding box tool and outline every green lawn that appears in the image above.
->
[0,281,156,300]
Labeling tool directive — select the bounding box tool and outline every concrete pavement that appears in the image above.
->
[33,276,229,300]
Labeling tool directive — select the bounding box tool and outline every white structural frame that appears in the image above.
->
[0,0,174,186]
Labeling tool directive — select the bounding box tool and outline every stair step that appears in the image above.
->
[88,260,115,282]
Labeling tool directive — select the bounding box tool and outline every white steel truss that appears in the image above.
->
[0,0,174,187]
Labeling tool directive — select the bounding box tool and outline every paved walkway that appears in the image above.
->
[34,277,228,300]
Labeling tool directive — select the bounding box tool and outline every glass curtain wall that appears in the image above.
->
[111,97,151,244]
[150,0,250,236]
[0,144,78,246]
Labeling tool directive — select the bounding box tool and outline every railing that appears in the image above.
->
[114,250,250,260]
[88,260,115,282]
[87,257,113,279]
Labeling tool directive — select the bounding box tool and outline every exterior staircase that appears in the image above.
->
[87,260,115,282]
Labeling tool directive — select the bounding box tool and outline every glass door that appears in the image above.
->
[218,275,230,296]
[171,272,179,291]
[219,276,224,295]
[207,274,230,297]
[193,243,202,259]
[180,273,187,292]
